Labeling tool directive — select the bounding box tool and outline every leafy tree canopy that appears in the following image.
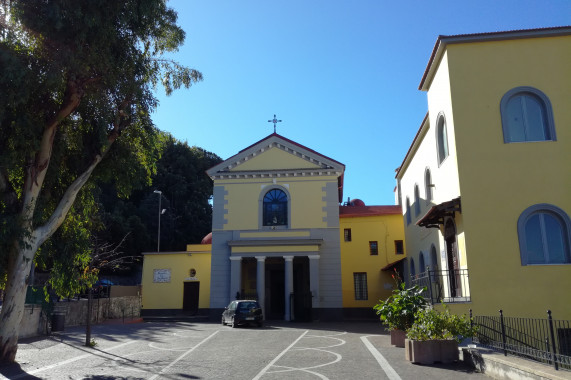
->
[0,0,203,363]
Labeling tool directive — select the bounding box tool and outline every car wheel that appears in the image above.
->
[221,316,225,326]
[231,316,236,328]
[257,321,263,328]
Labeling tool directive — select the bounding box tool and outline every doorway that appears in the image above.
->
[265,258,285,320]
[444,219,461,297]
[292,256,312,322]
[183,282,199,314]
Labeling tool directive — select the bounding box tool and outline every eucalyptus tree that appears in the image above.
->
[0,0,201,363]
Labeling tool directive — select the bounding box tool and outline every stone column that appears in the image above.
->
[308,255,320,308]
[229,256,242,301]
[255,256,266,314]
[283,256,294,321]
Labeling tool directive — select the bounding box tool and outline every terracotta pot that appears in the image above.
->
[390,329,406,347]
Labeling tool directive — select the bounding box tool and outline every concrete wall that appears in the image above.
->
[63,296,141,326]
[110,285,141,298]
[19,305,44,339]
[19,295,141,338]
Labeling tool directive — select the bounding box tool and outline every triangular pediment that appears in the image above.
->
[207,134,345,178]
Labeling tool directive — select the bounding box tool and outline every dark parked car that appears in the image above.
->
[222,300,263,327]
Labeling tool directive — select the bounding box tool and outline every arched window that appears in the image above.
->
[410,258,416,277]
[436,114,449,165]
[501,87,556,143]
[414,184,421,216]
[419,252,425,273]
[263,188,288,226]
[405,197,411,225]
[425,168,433,202]
[517,204,570,265]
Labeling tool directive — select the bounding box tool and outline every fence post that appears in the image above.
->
[427,268,434,304]
[547,310,559,371]
[500,310,507,356]
[469,309,473,344]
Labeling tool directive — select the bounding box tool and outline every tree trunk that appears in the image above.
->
[0,243,36,363]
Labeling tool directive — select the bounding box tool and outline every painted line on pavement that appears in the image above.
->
[361,335,402,380]
[149,330,219,380]
[12,340,137,379]
[252,329,309,380]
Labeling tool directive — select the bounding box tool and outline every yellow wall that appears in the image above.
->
[141,245,211,310]
[217,176,338,230]
[340,213,406,308]
[443,35,571,318]
[230,147,321,171]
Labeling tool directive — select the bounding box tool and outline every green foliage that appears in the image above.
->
[0,0,203,294]
[406,305,477,343]
[97,133,222,256]
[373,270,428,331]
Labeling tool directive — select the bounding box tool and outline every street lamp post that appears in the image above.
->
[153,190,163,253]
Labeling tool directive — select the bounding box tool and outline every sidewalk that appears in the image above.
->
[461,346,571,380]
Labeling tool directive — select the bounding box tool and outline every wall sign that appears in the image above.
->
[153,269,171,283]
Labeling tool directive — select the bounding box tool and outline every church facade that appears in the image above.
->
[206,133,346,321]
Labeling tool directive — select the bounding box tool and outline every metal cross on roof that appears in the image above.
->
[268,114,282,133]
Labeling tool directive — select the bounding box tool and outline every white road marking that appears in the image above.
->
[297,332,347,349]
[361,335,402,380]
[148,342,188,351]
[252,329,309,380]
[11,340,137,379]
[148,329,219,380]
[272,348,342,371]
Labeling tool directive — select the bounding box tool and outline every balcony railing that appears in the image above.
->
[411,268,470,304]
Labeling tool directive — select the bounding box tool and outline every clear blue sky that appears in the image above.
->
[151,0,570,206]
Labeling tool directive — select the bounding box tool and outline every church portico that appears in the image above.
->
[228,247,321,321]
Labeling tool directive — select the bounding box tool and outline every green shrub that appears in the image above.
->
[406,304,476,342]
[373,271,428,331]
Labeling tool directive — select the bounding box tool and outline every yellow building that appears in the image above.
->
[206,133,346,321]
[396,27,571,319]
[141,241,212,315]
[339,199,405,319]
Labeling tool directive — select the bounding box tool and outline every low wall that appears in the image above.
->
[63,296,141,326]
[110,285,141,298]
[20,304,45,339]
[20,295,141,338]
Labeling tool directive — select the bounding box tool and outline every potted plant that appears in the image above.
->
[405,305,476,364]
[373,270,427,347]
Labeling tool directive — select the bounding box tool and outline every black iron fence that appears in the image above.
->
[411,268,470,304]
[472,309,571,371]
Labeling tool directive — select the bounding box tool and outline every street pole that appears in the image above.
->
[154,190,162,253]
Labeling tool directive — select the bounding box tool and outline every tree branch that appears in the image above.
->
[35,100,131,247]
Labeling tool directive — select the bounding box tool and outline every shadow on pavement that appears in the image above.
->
[0,361,43,379]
